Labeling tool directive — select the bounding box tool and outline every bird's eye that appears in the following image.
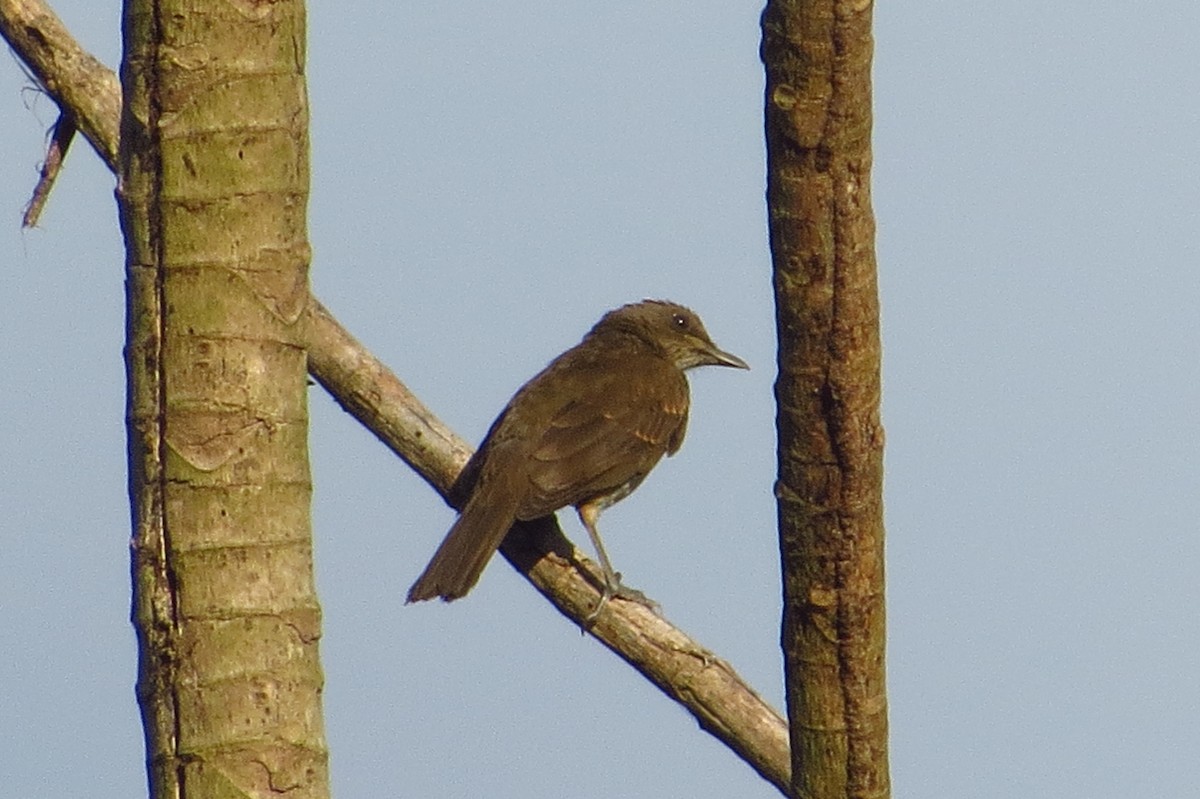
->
[672,313,688,329]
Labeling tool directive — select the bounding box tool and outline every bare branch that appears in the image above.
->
[304,298,792,792]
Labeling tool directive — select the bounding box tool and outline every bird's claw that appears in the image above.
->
[582,577,661,627]
[613,583,661,615]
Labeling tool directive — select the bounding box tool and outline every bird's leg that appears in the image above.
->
[577,504,619,621]
[577,504,659,622]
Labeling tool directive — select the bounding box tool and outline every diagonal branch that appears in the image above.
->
[0,0,790,792]
[304,301,790,792]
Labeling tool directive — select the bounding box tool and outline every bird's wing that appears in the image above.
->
[518,355,689,519]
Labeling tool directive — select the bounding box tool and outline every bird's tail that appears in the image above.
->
[406,475,522,603]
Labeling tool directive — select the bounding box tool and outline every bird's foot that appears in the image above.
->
[582,576,661,626]
[612,583,662,616]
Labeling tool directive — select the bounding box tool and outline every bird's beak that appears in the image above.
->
[704,344,749,370]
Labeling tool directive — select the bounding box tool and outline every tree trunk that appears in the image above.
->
[118,1,329,796]
[761,2,890,797]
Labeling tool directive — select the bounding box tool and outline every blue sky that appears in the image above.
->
[2,2,1198,797]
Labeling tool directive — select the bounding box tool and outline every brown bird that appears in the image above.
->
[406,299,748,617]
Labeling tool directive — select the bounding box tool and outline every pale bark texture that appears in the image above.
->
[761,2,890,798]
[118,1,328,797]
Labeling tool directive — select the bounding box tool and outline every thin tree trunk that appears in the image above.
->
[118,1,329,796]
[761,2,890,797]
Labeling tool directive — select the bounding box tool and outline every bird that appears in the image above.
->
[406,299,748,618]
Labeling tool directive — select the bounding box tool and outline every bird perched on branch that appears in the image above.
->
[406,299,748,619]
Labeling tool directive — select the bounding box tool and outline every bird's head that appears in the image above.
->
[594,299,749,372]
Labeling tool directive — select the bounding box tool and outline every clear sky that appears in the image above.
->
[2,2,1198,797]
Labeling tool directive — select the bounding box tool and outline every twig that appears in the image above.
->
[22,109,75,227]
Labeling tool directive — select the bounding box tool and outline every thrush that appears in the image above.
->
[406,299,748,618]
